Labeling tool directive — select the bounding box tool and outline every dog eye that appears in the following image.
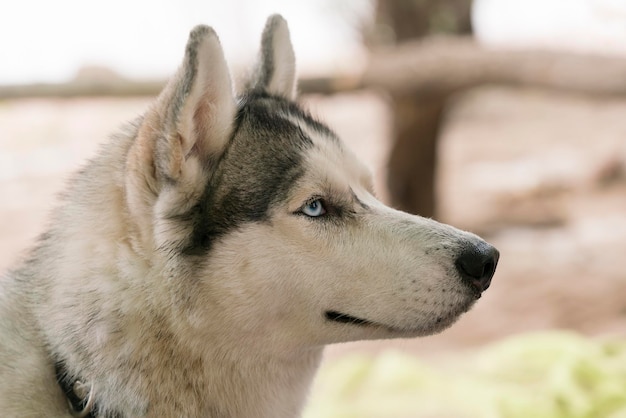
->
[301,199,326,217]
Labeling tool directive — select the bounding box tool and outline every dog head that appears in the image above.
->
[125,15,498,350]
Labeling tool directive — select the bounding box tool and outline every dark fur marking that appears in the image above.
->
[181,93,327,255]
[239,92,339,142]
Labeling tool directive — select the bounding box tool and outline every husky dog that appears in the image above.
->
[0,14,498,418]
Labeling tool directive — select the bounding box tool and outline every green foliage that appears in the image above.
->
[303,332,626,418]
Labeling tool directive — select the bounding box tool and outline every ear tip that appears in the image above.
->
[187,25,219,48]
[267,13,287,25]
[264,14,290,35]
[190,24,216,37]
[184,25,224,67]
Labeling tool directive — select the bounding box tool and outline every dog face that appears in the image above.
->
[198,96,497,349]
[125,16,498,352]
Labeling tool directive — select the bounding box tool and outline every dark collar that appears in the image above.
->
[54,361,97,418]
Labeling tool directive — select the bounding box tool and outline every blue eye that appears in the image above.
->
[302,199,326,217]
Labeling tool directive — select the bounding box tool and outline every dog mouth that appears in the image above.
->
[324,303,474,334]
[324,310,409,333]
[325,310,378,327]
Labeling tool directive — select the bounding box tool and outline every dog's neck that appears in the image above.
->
[147,346,322,417]
[37,241,325,416]
[56,323,323,417]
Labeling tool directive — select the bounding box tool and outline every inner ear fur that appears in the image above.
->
[135,24,236,190]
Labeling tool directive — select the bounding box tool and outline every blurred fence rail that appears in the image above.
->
[0,76,363,99]
[0,80,165,99]
[365,37,626,99]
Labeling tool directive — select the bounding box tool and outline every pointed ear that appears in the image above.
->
[152,24,236,184]
[125,25,236,251]
[248,14,297,99]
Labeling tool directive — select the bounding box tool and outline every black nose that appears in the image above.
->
[455,242,499,293]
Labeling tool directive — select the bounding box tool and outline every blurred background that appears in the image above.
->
[1,0,626,416]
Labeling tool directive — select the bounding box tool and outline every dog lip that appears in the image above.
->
[325,310,375,327]
[324,310,404,333]
[325,301,475,334]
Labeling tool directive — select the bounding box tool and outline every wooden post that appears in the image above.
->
[387,96,445,218]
